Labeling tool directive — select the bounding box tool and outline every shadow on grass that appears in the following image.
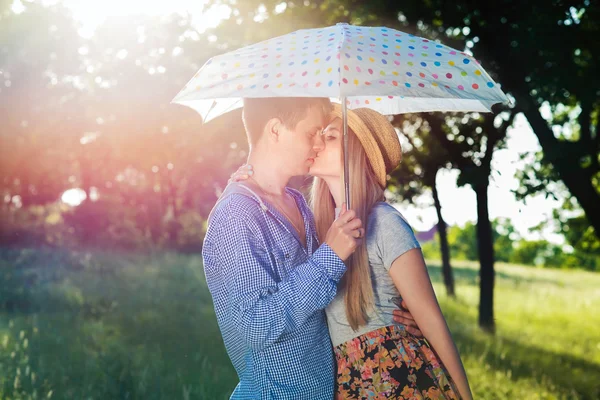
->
[426,261,599,398]
[437,292,600,400]
[451,323,600,399]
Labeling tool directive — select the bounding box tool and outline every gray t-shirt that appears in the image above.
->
[325,202,421,347]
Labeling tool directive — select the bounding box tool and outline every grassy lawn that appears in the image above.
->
[1,248,599,399]
[427,261,600,400]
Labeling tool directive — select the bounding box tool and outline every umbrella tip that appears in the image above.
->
[336,22,349,26]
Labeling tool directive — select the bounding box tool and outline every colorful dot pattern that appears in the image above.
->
[173,24,509,120]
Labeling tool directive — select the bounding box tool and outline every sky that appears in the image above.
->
[14,0,564,243]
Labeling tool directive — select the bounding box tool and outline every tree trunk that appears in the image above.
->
[431,173,455,297]
[474,182,495,333]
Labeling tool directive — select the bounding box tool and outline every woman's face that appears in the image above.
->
[309,114,343,178]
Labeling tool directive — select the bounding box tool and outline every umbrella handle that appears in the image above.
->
[342,97,351,209]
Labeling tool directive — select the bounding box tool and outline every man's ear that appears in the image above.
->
[265,118,282,142]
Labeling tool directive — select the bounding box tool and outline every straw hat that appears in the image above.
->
[331,104,402,188]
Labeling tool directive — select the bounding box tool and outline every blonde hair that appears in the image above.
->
[310,127,384,330]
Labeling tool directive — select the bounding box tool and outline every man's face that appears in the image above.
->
[276,105,327,176]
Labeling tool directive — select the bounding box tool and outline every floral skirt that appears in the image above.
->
[334,325,461,400]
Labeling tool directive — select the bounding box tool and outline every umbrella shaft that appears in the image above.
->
[342,98,351,209]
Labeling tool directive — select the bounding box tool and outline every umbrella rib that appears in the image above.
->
[204,100,219,123]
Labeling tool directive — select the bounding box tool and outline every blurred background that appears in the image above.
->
[0,0,598,399]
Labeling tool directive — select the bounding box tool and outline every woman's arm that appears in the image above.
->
[389,249,473,400]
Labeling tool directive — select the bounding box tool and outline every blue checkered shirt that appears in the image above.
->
[202,184,346,399]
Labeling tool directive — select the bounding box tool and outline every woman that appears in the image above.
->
[232,104,472,400]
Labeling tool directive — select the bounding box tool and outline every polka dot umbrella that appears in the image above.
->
[172,23,510,206]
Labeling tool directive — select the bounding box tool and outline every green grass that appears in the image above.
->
[0,248,236,400]
[427,261,600,400]
[0,248,599,399]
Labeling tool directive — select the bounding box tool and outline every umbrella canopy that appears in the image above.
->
[172,23,509,122]
[173,23,510,207]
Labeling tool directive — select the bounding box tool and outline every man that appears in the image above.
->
[203,97,420,399]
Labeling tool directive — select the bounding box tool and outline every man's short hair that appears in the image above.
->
[242,97,332,146]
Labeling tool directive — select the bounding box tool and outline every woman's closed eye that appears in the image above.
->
[323,128,340,141]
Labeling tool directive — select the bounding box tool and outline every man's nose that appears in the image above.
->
[313,132,325,152]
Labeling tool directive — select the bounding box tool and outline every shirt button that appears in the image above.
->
[284,254,290,259]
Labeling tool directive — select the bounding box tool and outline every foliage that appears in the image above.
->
[423,219,599,271]
[0,2,249,251]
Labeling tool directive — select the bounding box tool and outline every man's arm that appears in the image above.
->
[204,211,346,352]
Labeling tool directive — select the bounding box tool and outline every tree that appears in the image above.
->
[493,218,518,263]
[423,110,516,332]
[388,115,456,297]
[363,0,600,238]
[0,3,247,250]
[511,240,548,266]
[0,2,85,208]
[448,222,479,262]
